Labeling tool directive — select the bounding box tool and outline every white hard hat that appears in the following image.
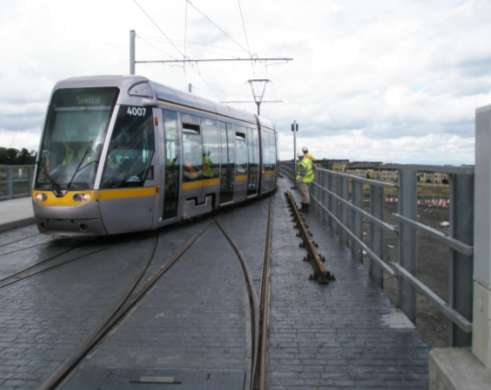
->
[302,146,308,153]
[297,152,304,158]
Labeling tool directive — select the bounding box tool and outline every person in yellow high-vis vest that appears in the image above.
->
[302,146,315,162]
[296,152,315,211]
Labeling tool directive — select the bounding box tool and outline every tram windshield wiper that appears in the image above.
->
[66,146,94,190]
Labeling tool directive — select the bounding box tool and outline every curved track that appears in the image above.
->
[215,198,273,390]
[40,224,210,390]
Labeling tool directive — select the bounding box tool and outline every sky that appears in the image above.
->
[1,0,490,164]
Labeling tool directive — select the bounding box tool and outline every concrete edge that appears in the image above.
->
[0,217,36,234]
[429,347,491,390]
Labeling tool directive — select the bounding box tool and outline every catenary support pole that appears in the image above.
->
[129,29,136,75]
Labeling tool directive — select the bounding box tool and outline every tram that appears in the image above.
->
[32,75,278,236]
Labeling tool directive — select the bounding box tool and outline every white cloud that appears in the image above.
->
[0,0,489,164]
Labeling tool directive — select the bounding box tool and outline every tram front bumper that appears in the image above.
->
[32,191,107,236]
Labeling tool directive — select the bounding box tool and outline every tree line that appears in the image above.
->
[0,147,36,165]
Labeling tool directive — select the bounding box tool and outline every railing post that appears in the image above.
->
[340,176,349,246]
[448,173,474,347]
[334,175,341,236]
[320,171,327,224]
[398,167,417,322]
[327,173,333,228]
[351,181,363,263]
[6,166,13,200]
[369,185,384,288]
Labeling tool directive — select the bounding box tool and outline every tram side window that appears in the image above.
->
[262,130,276,170]
[162,110,179,219]
[201,119,219,179]
[182,126,203,182]
[101,105,155,188]
[236,132,248,176]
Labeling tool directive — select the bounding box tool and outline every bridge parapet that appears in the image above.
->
[0,165,34,201]
[281,160,474,346]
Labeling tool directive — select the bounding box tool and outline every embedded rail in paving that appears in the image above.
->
[285,190,334,284]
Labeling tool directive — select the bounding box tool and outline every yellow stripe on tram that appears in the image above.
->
[32,186,159,207]
[181,178,220,191]
[235,175,248,183]
[97,186,158,200]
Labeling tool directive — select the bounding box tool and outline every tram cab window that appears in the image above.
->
[182,126,203,182]
[35,87,118,190]
[101,105,155,188]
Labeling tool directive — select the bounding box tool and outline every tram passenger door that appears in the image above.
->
[247,127,259,197]
[234,131,248,202]
[162,110,180,221]
[219,123,234,205]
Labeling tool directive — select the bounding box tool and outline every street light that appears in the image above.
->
[291,120,299,172]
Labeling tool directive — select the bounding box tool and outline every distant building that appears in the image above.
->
[317,159,350,171]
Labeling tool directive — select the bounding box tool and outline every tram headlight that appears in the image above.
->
[34,193,47,202]
[73,193,92,202]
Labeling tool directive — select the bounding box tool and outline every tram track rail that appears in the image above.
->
[215,197,273,390]
[0,232,39,249]
[40,223,211,390]
[0,239,59,257]
[0,245,101,289]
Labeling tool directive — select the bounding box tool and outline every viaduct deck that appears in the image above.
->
[0,178,428,389]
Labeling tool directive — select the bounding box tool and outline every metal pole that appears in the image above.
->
[340,176,349,246]
[351,181,363,263]
[256,102,261,116]
[291,121,298,174]
[449,173,474,347]
[6,166,13,199]
[398,167,417,322]
[129,29,136,75]
[369,185,384,288]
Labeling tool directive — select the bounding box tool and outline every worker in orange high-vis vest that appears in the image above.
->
[296,152,315,212]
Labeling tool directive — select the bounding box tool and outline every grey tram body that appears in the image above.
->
[32,75,278,236]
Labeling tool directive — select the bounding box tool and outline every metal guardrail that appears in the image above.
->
[280,161,474,347]
[0,165,34,201]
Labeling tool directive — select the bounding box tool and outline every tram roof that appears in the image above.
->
[54,75,275,129]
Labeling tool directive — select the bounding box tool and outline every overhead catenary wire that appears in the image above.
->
[132,0,185,58]
[236,0,255,77]
[237,0,252,56]
[136,33,180,62]
[186,0,251,56]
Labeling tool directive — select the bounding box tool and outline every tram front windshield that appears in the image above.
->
[35,87,119,191]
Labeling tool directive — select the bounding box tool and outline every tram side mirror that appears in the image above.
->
[141,98,159,107]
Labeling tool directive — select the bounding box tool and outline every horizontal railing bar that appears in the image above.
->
[384,163,474,175]
[315,167,398,188]
[311,194,396,276]
[393,213,473,256]
[312,182,398,234]
[391,262,472,333]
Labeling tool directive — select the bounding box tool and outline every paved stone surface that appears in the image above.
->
[0,221,207,389]
[268,178,430,390]
[216,197,270,293]
[0,197,34,233]
[63,224,251,389]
